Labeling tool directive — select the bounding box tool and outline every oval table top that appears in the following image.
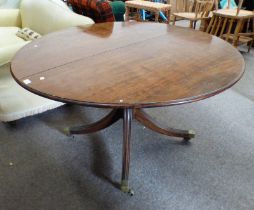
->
[11,22,245,108]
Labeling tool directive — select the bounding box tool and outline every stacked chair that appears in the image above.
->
[206,0,254,51]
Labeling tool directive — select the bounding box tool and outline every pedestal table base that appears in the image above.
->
[64,108,195,195]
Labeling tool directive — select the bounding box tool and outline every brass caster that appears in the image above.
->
[121,187,134,196]
[121,181,134,196]
[183,130,195,141]
[63,127,72,137]
[128,189,134,196]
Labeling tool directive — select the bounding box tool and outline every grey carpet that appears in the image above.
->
[1,43,254,210]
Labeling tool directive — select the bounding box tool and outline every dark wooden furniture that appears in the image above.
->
[11,22,245,195]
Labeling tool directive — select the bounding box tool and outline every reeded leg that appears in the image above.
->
[134,109,195,140]
[121,108,134,196]
[64,109,122,135]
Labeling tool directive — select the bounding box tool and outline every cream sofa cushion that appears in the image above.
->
[0,27,28,66]
[0,64,63,122]
[20,0,94,35]
[0,0,6,6]
[0,9,21,27]
[0,0,94,121]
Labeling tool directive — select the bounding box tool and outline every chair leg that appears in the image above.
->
[155,11,159,22]
[233,19,244,47]
[193,21,197,29]
[189,20,193,28]
[173,16,176,25]
[125,6,130,21]
[248,40,253,53]
[167,9,171,24]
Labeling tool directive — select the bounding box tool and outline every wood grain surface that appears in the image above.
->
[11,22,245,108]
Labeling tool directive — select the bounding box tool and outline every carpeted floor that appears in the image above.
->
[1,36,254,210]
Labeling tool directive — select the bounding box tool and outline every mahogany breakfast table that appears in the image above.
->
[11,22,244,195]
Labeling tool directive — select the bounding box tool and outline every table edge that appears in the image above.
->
[10,61,245,109]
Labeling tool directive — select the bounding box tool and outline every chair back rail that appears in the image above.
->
[172,0,216,28]
[174,0,215,13]
[174,0,187,12]
[194,0,214,18]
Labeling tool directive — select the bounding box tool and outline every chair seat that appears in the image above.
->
[173,12,208,21]
[0,27,28,65]
[213,9,254,19]
[125,1,171,12]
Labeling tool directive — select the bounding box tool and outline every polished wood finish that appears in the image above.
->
[11,22,245,194]
[67,108,195,140]
[65,106,195,194]
[134,109,195,140]
[66,109,122,135]
[121,108,132,194]
[11,22,244,109]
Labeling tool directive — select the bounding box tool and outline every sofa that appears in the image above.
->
[0,0,94,122]
[0,0,21,8]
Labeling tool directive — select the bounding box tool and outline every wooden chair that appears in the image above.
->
[237,32,254,52]
[172,0,215,28]
[206,0,254,49]
[125,1,171,23]
[174,0,191,13]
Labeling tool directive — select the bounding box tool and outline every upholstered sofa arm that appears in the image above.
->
[0,9,21,27]
[0,41,28,66]
[20,0,94,35]
[52,11,95,31]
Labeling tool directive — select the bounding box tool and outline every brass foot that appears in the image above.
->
[121,180,134,196]
[63,127,71,136]
[183,130,195,141]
